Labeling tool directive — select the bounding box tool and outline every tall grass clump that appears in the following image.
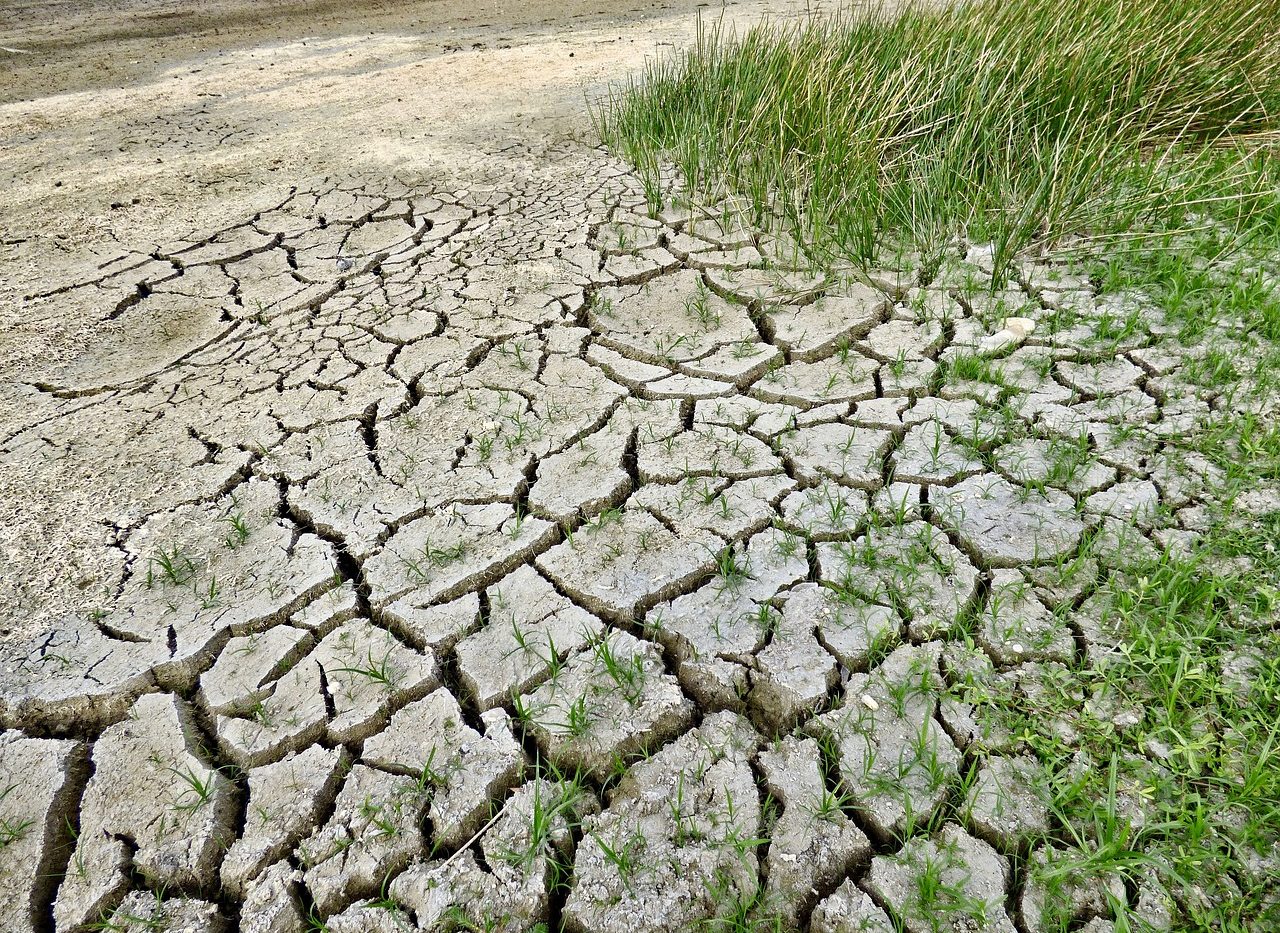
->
[598,0,1280,274]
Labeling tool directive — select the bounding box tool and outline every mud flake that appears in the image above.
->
[528,428,631,523]
[216,619,439,767]
[0,732,85,933]
[1084,479,1161,528]
[535,507,720,620]
[758,735,871,925]
[632,473,794,540]
[98,892,229,933]
[389,778,591,932]
[994,437,1116,496]
[811,881,897,933]
[636,425,781,483]
[647,581,766,709]
[239,862,307,933]
[102,477,340,687]
[976,570,1074,666]
[962,752,1052,850]
[765,286,886,361]
[864,824,1017,933]
[706,266,826,306]
[779,481,870,539]
[590,270,758,367]
[366,502,557,608]
[198,625,314,716]
[522,630,693,779]
[753,354,879,407]
[776,423,893,489]
[749,589,847,733]
[931,475,1084,568]
[859,319,944,362]
[817,521,977,641]
[456,565,604,710]
[812,643,959,842]
[892,421,984,485]
[0,618,167,733]
[1057,358,1144,396]
[381,592,481,655]
[221,745,348,896]
[646,528,806,708]
[1020,843,1127,933]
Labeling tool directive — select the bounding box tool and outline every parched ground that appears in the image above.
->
[0,2,1269,932]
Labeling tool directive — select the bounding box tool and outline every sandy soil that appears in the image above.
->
[0,0,821,381]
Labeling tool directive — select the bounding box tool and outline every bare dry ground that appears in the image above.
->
[0,2,1223,932]
[0,0,818,624]
[2,0,780,375]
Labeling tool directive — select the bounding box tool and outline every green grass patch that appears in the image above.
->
[964,229,1280,929]
[598,0,1280,278]
[1034,508,1280,930]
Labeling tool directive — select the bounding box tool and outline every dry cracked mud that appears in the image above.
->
[0,0,1257,931]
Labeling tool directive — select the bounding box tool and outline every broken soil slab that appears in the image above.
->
[810,643,960,843]
[521,629,693,779]
[562,712,762,933]
[535,506,721,621]
[361,687,525,848]
[366,502,558,609]
[216,618,439,767]
[864,824,1018,933]
[387,777,593,932]
[53,694,237,931]
[758,734,871,926]
[297,763,429,916]
[456,564,605,710]
[0,732,86,933]
[931,475,1085,568]
[221,744,348,896]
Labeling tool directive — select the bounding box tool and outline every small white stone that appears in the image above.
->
[1004,316,1036,337]
[1010,643,1024,655]
[860,694,879,711]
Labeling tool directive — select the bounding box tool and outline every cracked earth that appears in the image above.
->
[0,1,1250,932]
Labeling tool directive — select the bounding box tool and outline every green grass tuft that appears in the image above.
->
[598,0,1280,278]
